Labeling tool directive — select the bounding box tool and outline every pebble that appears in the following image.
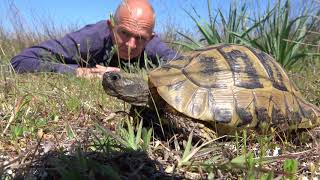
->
[6,169,13,175]
[165,165,174,173]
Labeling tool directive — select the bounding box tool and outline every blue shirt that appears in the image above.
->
[10,20,180,74]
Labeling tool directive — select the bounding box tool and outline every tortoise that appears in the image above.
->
[102,44,320,140]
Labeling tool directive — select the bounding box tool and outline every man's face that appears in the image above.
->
[109,5,154,60]
[111,22,153,60]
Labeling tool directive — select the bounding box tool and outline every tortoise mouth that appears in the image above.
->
[104,86,118,97]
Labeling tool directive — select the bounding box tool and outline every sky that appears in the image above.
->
[0,0,251,32]
[0,0,310,33]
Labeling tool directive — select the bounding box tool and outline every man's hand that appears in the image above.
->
[75,65,120,78]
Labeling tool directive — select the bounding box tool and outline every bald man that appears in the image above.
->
[10,0,180,78]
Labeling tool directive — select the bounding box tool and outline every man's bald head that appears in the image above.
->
[114,0,155,30]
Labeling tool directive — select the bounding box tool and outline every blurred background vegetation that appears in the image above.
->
[170,0,320,105]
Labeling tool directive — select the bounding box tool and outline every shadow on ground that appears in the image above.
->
[2,148,186,180]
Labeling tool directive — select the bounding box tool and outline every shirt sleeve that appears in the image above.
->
[144,34,181,65]
[10,20,109,74]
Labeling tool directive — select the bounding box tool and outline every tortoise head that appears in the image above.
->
[102,71,150,106]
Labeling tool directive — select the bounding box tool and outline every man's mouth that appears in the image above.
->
[119,49,138,59]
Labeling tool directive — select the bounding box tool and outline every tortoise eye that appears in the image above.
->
[109,73,121,81]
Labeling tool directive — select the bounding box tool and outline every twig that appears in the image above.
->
[257,147,318,162]
[2,95,27,135]
[0,134,44,174]
[0,152,30,171]
[28,132,44,164]
[0,43,6,56]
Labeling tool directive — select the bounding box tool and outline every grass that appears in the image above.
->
[2,71,319,179]
[1,0,320,179]
[290,58,320,106]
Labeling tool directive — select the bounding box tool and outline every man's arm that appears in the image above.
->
[145,34,181,65]
[11,20,109,75]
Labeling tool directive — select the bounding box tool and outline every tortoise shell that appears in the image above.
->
[148,44,320,129]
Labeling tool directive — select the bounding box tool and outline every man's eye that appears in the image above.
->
[120,30,130,37]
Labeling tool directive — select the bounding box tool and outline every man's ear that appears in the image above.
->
[107,19,115,29]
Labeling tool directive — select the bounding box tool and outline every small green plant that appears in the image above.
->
[260,173,274,180]
[95,118,152,152]
[141,126,153,151]
[10,125,24,140]
[178,131,195,167]
[119,119,152,151]
[122,118,142,151]
[176,0,265,49]
[283,159,298,180]
[247,152,255,180]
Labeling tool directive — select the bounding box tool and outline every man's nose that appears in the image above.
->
[126,37,137,49]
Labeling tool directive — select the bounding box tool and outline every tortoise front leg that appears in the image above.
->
[162,111,218,141]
